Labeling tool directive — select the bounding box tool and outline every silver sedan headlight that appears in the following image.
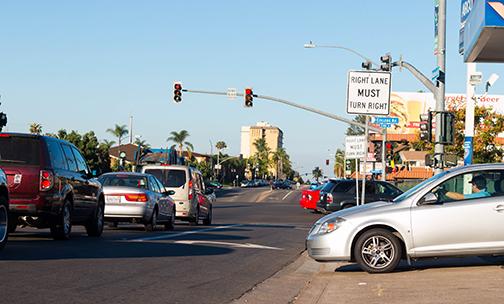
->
[313,217,346,235]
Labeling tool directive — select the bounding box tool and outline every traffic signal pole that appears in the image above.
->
[434,0,447,175]
[181,88,387,181]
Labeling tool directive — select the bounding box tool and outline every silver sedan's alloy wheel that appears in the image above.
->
[361,235,395,270]
[0,204,7,243]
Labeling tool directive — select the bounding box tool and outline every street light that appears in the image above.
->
[304,41,380,68]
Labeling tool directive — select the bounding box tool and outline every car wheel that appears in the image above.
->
[203,206,212,226]
[50,200,72,240]
[354,229,402,273]
[0,196,8,250]
[8,214,18,234]
[164,207,176,231]
[86,201,104,237]
[189,207,199,226]
[144,208,158,232]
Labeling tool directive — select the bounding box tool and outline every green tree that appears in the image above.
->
[215,141,227,151]
[333,149,345,177]
[49,129,111,174]
[167,130,194,158]
[29,123,43,135]
[252,138,271,178]
[312,166,323,182]
[271,147,290,179]
[346,115,367,136]
[106,124,129,146]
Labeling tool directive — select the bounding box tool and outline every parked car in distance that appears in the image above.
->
[317,179,402,214]
[141,165,212,225]
[307,164,504,273]
[272,180,292,190]
[0,133,104,240]
[206,181,223,189]
[0,168,8,250]
[300,184,323,210]
[98,172,176,231]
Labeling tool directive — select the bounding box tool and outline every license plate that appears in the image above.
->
[106,196,120,204]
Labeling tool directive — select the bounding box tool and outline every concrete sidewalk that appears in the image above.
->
[233,251,504,304]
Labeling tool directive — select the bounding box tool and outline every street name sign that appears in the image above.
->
[345,136,366,159]
[347,70,391,115]
[372,117,399,124]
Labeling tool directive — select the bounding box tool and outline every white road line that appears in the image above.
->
[129,224,243,242]
[282,191,293,200]
[174,240,283,250]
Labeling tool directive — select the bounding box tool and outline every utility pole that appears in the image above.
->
[129,116,133,144]
[434,0,447,174]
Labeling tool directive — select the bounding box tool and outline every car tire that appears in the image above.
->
[354,228,402,273]
[203,206,212,226]
[0,195,8,250]
[144,208,158,232]
[50,200,72,240]
[86,201,104,237]
[8,214,18,234]
[189,207,199,226]
[164,207,175,231]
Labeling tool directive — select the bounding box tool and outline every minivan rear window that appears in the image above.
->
[144,169,186,188]
[0,136,40,165]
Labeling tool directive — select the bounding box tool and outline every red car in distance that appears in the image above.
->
[300,184,323,210]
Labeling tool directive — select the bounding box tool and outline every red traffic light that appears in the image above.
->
[174,83,182,90]
[245,88,253,95]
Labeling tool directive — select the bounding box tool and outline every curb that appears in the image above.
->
[231,251,322,304]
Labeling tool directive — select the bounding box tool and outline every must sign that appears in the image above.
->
[345,136,366,159]
[347,70,391,115]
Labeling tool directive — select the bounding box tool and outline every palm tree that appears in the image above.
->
[271,148,289,179]
[102,139,116,150]
[215,141,227,151]
[252,138,271,178]
[106,124,129,146]
[167,130,194,158]
[134,138,151,150]
[312,166,323,182]
[333,149,345,177]
[29,123,43,135]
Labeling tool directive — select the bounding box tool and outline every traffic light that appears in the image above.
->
[244,88,253,107]
[385,142,393,162]
[374,142,383,162]
[0,112,6,132]
[380,54,392,72]
[173,82,182,103]
[439,112,455,144]
[325,159,329,166]
[361,60,372,70]
[419,112,433,142]
[345,160,351,171]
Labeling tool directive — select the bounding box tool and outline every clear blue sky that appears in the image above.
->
[1,1,503,177]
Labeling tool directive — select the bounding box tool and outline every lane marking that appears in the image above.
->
[129,224,243,242]
[173,240,283,250]
[282,191,293,200]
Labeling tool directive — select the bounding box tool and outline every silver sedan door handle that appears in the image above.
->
[494,205,504,212]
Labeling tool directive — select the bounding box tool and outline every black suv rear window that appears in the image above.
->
[144,169,186,188]
[0,136,40,165]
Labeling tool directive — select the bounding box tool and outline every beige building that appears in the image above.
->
[241,122,284,178]
[240,121,283,158]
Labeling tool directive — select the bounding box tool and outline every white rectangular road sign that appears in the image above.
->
[345,136,366,159]
[347,70,391,115]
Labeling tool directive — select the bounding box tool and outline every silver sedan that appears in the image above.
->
[98,172,176,231]
[306,163,504,273]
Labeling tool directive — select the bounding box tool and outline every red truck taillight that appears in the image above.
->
[39,170,54,191]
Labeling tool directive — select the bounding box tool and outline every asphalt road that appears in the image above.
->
[1,187,323,304]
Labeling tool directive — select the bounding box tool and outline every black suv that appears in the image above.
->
[316,179,403,213]
[0,133,104,240]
